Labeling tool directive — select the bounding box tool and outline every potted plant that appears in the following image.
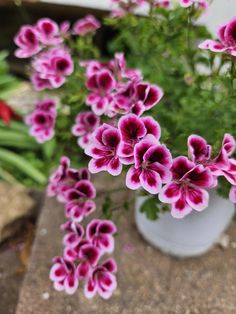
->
[13,0,235,299]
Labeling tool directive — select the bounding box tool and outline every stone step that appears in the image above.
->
[16,174,236,314]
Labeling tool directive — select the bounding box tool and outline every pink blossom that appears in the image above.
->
[126,137,172,194]
[49,256,79,295]
[159,156,214,218]
[86,219,117,254]
[154,0,171,9]
[187,134,236,187]
[63,239,90,262]
[64,180,96,223]
[62,221,84,248]
[60,21,71,34]
[84,258,117,299]
[47,156,90,202]
[85,124,122,176]
[111,0,146,15]
[31,72,53,91]
[179,0,208,10]
[72,112,100,149]
[14,25,41,58]
[117,114,161,164]
[32,47,74,90]
[135,82,163,111]
[36,18,63,45]
[25,98,56,143]
[199,17,236,57]
[86,69,115,115]
[111,52,142,81]
[73,15,101,36]
[76,244,101,278]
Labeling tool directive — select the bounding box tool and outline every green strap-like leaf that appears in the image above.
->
[0,130,38,149]
[0,148,46,185]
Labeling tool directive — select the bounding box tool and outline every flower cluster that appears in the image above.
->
[85,113,172,194]
[14,16,101,90]
[82,53,163,117]
[110,0,208,17]
[179,0,208,10]
[199,17,236,57]
[31,47,74,91]
[25,98,57,143]
[159,133,236,218]
[82,108,236,218]
[48,157,118,298]
[73,15,101,36]
[72,112,100,149]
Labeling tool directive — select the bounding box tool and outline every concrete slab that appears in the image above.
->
[16,174,236,314]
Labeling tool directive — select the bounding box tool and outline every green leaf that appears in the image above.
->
[0,121,28,133]
[42,138,56,160]
[0,130,38,149]
[0,148,47,185]
[140,197,160,220]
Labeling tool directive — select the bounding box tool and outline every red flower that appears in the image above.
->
[0,100,21,125]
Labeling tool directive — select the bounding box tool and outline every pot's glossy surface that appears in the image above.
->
[135,191,235,258]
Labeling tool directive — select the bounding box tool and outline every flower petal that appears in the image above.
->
[84,278,97,299]
[126,166,142,190]
[107,158,122,176]
[140,169,162,194]
[186,187,209,211]
[64,274,79,295]
[159,182,181,203]
[187,134,211,162]
[171,193,192,219]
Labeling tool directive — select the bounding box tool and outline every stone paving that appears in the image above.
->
[15,174,236,314]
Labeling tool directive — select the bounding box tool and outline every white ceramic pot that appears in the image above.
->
[135,190,235,258]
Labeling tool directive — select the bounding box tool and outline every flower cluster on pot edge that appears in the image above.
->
[13,6,236,299]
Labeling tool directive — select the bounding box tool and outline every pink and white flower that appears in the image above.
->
[154,0,171,8]
[126,137,172,194]
[84,258,117,299]
[86,219,117,254]
[86,124,122,176]
[188,134,236,187]
[49,256,79,294]
[32,47,74,90]
[117,114,161,164]
[135,82,163,111]
[14,25,41,58]
[36,18,63,45]
[25,98,56,143]
[73,15,101,36]
[76,244,101,279]
[72,112,100,149]
[159,156,214,218]
[64,180,96,223]
[199,17,236,57]
[47,156,90,202]
[86,69,115,115]
[179,0,208,10]
[62,221,84,248]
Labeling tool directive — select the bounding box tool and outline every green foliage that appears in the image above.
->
[0,51,19,99]
[0,148,46,185]
[106,6,236,198]
[106,7,235,158]
[140,196,170,220]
